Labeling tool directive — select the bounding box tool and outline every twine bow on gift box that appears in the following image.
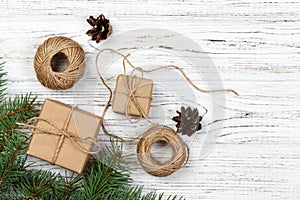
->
[114,68,154,124]
[17,107,101,164]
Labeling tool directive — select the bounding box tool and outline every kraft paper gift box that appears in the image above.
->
[112,74,153,117]
[27,99,102,173]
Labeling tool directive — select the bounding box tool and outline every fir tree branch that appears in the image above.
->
[0,105,32,121]
[0,94,38,153]
[0,65,39,198]
[54,173,82,200]
[12,170,57,199]
[0,94,37,125]
[0,147,19,186]
[77,142,185,200]
[65,182,71,199]
[0,125,13,152]
[0,130,28,192]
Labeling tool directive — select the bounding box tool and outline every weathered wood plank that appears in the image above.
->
[0,0,299,199]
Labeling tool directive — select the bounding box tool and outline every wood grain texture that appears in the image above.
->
[1,0,300,199]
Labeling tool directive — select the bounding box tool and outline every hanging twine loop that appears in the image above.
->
[34,36,86,90]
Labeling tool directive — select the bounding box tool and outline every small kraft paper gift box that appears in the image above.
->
[27,99,102,173]
[112,74,153,117]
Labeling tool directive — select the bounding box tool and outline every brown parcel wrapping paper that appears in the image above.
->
[27,99,102,173]
[112,75,153,117]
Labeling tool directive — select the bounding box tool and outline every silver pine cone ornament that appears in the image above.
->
[172,106,202,136]
[86,14,112,43]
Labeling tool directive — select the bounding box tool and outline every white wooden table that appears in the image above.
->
[1,0,300,199]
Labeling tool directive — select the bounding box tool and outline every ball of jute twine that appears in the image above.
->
[34,36,86,90]
[137,126,189,177]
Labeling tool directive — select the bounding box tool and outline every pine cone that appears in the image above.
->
[86,14,112,43]
[172,106,202,137]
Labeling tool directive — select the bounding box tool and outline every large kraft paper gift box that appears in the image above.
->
[112,75,153,117]
[27,99,102,173]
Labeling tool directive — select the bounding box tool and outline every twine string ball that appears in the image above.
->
[34,36,86,90]
[137,126,188,177]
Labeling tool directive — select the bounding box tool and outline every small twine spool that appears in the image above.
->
[34,36,86,90]
[137,126,188,177]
